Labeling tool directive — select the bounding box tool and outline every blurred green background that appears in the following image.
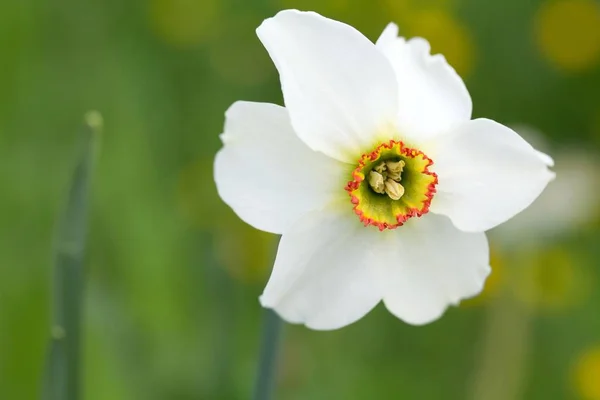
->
[1,0,600,399]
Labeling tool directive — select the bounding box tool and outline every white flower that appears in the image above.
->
[214,10,554,330]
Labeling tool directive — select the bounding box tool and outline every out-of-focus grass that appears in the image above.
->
[0,0,599,399]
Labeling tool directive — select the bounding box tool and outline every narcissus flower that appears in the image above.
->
[214,10,554,329]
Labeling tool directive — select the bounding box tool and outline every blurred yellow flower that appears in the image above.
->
[385,0,457,15]
[275,0,350,14]
[573,345,600,400]
[405,10,475,77]
[462,248,504,307]
[512,247,590,312]
[215,223,275,284]
[382,4,475,77]
[149,0,221,47]
[535,0,600,72]
[176,160,274,283]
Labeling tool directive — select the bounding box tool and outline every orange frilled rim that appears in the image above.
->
[344,140,438,231]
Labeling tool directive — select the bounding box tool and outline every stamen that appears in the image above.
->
[385,160,405,181]
[368,159,406,200]
[384,179,404,200]
[368,171,385,194]
[374,163,387,174]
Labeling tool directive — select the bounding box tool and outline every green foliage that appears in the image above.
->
[0,0,599,399]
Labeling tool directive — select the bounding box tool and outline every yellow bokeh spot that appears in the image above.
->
[513,247,590,312]
[573,345,600,400]
[535,0,600,72]
[274,0,350,15]
[462,247,504,307]
[385,0,457,16]
[405,10,476,77]
[149,0,220,47]
[384,0,413,16]
[176,160,275,284]
[215,223,275,284]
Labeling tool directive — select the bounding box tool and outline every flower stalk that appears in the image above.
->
[252,310,284,400]
[41,111,101,400]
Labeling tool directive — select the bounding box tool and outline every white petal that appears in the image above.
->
[430,118,555,232]
[260,207,382,330]
[378,214,490,325]
[535,149,555,167]
[214,101,345,234]
[375,23,472,141]
[491,147,599,244]
[257,10,399,163]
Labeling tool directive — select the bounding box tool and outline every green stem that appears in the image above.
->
[468,253,537,400]
[252,310,284,400]
[41,111,101,400]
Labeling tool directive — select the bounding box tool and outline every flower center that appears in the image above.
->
[368,159,406,200]
[345,140,438,231]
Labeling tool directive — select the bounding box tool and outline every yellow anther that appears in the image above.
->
[368,171,385,194]
[385,160,405,181]
[384,179,405,200]
[374,163,387,174]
